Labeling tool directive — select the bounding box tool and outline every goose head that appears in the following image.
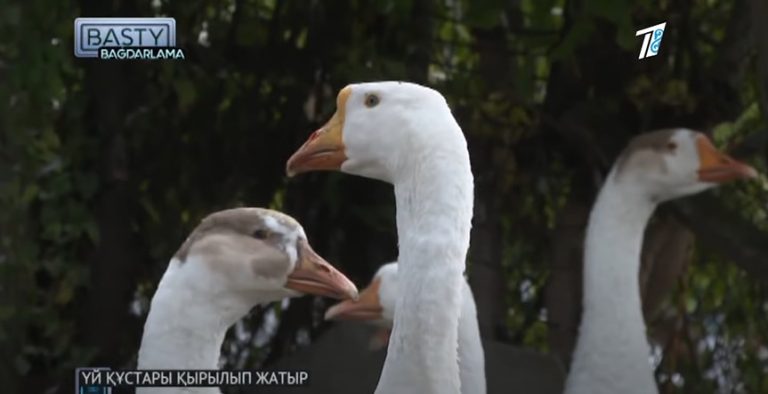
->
[173,208,358,306]
[324,262,399,326]
[613,129,757,202]
[286,82,462,182]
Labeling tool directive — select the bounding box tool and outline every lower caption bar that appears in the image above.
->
[76,368,310,388]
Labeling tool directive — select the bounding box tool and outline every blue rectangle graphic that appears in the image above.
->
[74,17,176,58]
[76,367,112,394]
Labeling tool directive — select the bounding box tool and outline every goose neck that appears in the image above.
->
[457,281,486,394]
[137,260,253,380]
[566,175,660,394]
[375,150,473,394]
[583,178,655,309]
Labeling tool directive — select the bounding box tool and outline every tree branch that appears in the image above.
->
[749,0,768,122]
[671,194,768,283]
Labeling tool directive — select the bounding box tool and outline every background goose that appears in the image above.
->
[256,259,565,394]
[287,82,474,394]
[136,208,358,394]
[565,129,757,394]
[325,262,486,394]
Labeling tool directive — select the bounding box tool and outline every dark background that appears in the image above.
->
[1,0,767,393]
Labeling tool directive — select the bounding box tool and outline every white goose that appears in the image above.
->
[287,82,474,394]
[565,129,757,394]
[136,208,358,394]
[324,262,486,394]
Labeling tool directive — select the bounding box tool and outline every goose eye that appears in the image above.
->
[252,229,269,240]
[364,94,380,108]
[666,142,677,151]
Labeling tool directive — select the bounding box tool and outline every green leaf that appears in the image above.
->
[174,79,197,112]
[55,283,73,305]
[551,19,595,60]
[20,184,38,204]
[465,0,507,28]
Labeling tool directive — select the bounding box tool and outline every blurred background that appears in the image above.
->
[1,0,767,393]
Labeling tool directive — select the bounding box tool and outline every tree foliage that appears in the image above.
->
[0,0,766,393]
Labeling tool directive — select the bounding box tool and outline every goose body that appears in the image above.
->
[325,262,487,394]
[287,82,474,394]
[136,208,358,394]
[565,129,757,394]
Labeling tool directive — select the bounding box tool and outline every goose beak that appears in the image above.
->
[286,87,351,177]
[285,240,358,300]
[324,278,383,321]
[696,134,758,183]
[368,328,392,351]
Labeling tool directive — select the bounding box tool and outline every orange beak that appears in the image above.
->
[368,328,392,350]
[324,277,383,321]
[285,240,358,300]
[286,87,352,177]
[696,134,758,183]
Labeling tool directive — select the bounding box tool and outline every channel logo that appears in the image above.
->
[635,22,666,60]
[74,17,184,60]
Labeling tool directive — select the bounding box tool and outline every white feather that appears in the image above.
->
[338,82,475,394]
[374,262,487,394]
